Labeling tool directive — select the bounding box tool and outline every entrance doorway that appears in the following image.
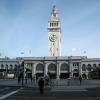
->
[60,73,70,79]
[36,63,44,79]
[48,63,57,79]
[60,63,69,79]
[73,69,79,78]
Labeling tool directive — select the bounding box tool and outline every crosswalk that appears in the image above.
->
[0,86,22,100]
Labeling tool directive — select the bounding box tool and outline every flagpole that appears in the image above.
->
[83,51,86,56]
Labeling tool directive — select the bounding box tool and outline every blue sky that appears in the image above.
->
[0,0,100,58]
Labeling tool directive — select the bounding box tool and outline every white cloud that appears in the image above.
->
[72,48,76,52]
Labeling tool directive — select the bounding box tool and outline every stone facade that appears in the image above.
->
[0,56,100,79]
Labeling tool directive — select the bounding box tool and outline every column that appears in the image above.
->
[44,63,48,76]
[69,62,73,78]
[24,63,27,79]
[86,68,88,79]
[32,63,37,85]
[57,63,60,79]
[79,62,82,76]
[58,63,60,78]
[32,63,35,78]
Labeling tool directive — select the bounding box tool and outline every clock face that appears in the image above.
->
[49,34,57,42]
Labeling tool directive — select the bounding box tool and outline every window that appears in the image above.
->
[1,64,4,69]
[82,64,86,71]
[93,64,97,71]
[98,64,100,67]
[87,64,92,71]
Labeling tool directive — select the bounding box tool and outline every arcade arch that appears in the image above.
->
[93,64,97,71]
[82,64,86,71]
[87,64,92,72]
[60,63,69,79]
[48,63,57,79]
[36,63,44,79]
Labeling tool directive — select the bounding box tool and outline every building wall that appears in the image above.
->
[0,56,100,79]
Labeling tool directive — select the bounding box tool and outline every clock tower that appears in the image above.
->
[48,5,61,56]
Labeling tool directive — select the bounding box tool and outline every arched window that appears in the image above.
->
[6,64,8,69]
[50,23,52,27]
[1,64,4,69]
[48,63,56,71]
[36,63,44,71]
[82,64,86,71]
[60,63,69,71]
[87,64,92,71]
[56,22,58,26]
[10,64,13,70]
[93,64,97,71]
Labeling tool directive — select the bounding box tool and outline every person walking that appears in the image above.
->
[25,73,28,84]
[79,75,82,85]
[30,73,32,82]
[18,74,20,84]
[38,77,44,94]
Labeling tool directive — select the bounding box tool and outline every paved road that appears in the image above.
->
[0,86,99,100]
[0,86,22,100]
[0,79,100,100]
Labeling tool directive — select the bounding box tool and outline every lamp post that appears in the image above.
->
[21,61,24,86]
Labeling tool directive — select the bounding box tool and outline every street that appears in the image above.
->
[0,79,100,100]
[0,85,99,100]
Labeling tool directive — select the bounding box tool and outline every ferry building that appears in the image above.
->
[0,4,100,79]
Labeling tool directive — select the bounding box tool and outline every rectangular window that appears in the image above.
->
[53,53,54,56]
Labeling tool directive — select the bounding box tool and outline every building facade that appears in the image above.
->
[0,56,100,79]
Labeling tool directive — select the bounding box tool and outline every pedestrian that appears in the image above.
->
[79,75,82,85]
[30,73,32,82]
[25,73,28,84]
[18,75,20,84]
[38,77,44,94]
[20,72,24,85]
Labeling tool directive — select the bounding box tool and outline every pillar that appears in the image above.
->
[44,63,48,76]
[57,63,60,79]
[32,63,36,78]
[69,61,73,78]
[79,62,82,76]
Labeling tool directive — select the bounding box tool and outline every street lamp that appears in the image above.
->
[21,61,24,85]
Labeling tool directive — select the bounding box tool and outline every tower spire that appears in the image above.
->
[51,0,58,18]
[53,0,56,6]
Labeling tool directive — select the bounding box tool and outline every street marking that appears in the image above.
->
[0,87,9,92]
[0,88,23,100]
